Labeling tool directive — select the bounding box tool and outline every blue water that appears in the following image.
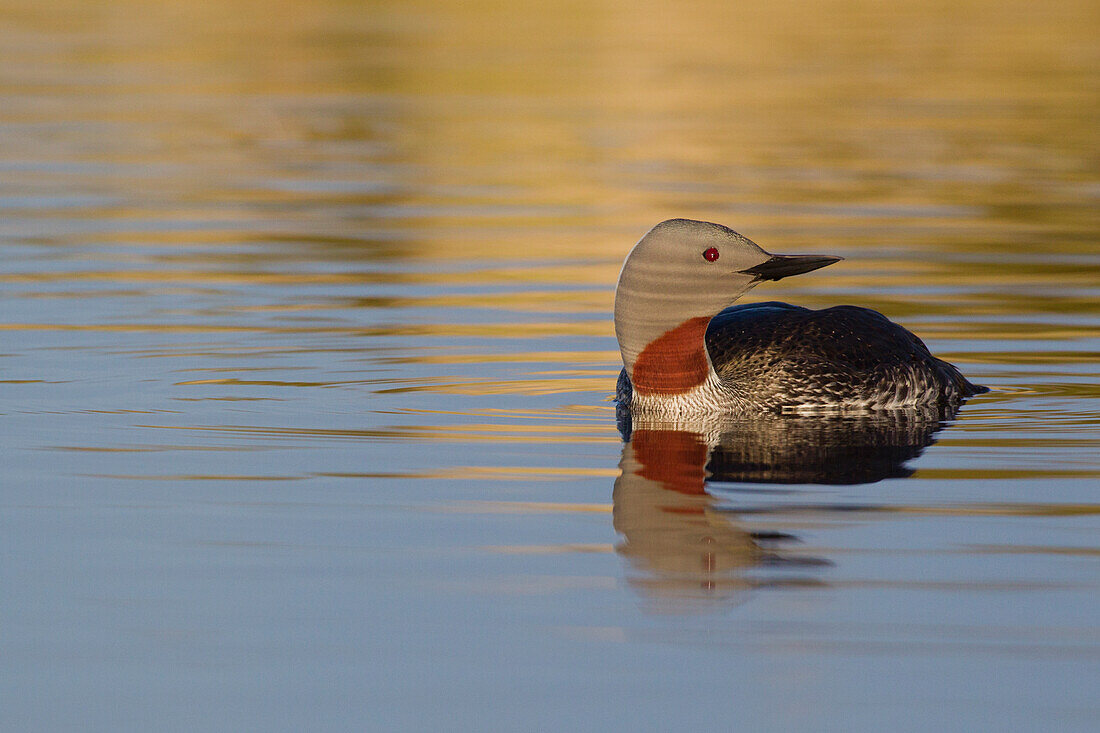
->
[2,1,1098,730]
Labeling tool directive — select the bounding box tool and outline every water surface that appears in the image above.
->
[1,1,1098,730]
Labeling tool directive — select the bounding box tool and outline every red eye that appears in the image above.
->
[703,247,720,262]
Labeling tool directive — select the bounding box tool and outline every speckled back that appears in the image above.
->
[704,302,982,411]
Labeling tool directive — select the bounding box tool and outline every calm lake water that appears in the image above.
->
[2,1,1098,730]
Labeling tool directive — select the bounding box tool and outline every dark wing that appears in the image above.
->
[705,302,981,409]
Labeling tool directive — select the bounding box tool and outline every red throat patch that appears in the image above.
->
[631,316,712,395]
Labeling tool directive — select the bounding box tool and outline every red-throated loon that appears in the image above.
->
[614,219,985,414]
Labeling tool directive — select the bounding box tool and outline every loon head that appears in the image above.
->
[614,219,841,395]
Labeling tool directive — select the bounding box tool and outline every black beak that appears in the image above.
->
[740,254,843,281]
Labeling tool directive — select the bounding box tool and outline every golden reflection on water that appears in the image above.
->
[2,0,1091,508]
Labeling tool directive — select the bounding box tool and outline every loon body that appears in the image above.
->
[614,219,984,414]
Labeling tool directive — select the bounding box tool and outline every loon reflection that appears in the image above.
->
[613,403,959,611]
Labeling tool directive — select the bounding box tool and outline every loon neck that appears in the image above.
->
[614,251,758,397]
[629,316,715,396]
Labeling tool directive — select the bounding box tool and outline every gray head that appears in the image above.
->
[614,219,841,375]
